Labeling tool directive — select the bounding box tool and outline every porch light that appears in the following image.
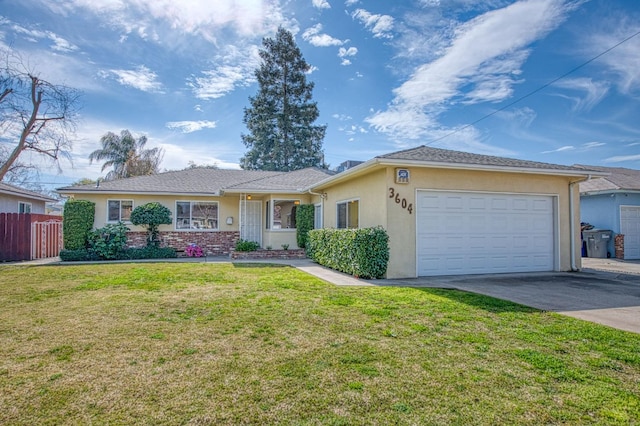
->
[294,200,300,205]
[226,217,233,225]
[247,195,252,200]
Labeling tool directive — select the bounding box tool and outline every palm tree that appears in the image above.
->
[89,130,164,180]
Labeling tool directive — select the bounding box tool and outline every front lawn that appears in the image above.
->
[0,263,638,424]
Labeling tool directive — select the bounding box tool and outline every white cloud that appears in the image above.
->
[312,0,331,10]
[101,65,163,92]
[166,120,217,133]
[583,141,605,149]
[188,44,260,100]
[6,19,78,53]
[553,78,610,112]
[351,8,394,39]
[338,46,357,65]
[43,0,287,40]
[367,0,576,143]
[47,32,79,52]
[604,154,640,163]
[157,142,240,171]
[302,24,344,47]
[542,145,575,154]
[345,0,359,6]
[589,20,640,95]
[338,46,357,57]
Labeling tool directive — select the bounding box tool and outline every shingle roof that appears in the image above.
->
[378,145,595,173]
[0,182,57,202]
[575,165,640,192]
[225,167,335,192]
[56,167,334,195]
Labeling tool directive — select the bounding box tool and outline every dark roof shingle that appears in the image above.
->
[576,165,640,192]
[378,145,594,173]
[57,167,334,195]
[0,182,57,202]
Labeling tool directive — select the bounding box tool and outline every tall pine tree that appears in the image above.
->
[241,27,326,171]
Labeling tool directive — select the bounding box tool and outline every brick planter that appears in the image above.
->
[126,231,240,256]
[230,249,307,260]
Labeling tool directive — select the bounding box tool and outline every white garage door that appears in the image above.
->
[620,206,640,260]
[417,191,556,276]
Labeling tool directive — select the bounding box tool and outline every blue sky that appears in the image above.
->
[1,0,639,189]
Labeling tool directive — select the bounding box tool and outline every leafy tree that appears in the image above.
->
[186,160,218,169]
[71,177,97,186]
[241,27,326,171]
[89,130,163,180]
[0,48,81,181]
[130,202,172,247]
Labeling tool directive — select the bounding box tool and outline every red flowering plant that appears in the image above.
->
[185,243,204,257]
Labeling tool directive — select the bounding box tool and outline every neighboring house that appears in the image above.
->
[57,146,603,278]
[0,182,57,214]
[577,165,640,260]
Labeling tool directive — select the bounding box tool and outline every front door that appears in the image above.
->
[240,200,262,245]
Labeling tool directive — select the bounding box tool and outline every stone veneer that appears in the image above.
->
[615,233,625,259]
[126,231,240,255]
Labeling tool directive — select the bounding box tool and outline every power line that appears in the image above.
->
[425,28,640,146]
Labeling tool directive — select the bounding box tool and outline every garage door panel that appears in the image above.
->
[621,206,640,260]
[417,191,555,276]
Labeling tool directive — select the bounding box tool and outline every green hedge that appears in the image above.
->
[306,226,389,279]
[60,246,177,262]
[295,204,315,249]
[63,200,95,250]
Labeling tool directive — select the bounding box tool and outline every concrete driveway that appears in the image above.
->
[372,259,640,334]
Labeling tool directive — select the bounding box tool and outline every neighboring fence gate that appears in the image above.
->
[0,213,63,262]
[31,219,63,260]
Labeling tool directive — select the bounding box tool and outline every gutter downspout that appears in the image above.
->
[569,175,592,271]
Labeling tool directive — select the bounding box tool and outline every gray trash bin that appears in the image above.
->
[583,229,612,258]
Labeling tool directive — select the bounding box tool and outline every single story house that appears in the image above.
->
[0,182,57,214]
[57,146,604,278]
[577,165,640,260]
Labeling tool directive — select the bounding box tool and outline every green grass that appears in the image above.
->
[0,263,638,425]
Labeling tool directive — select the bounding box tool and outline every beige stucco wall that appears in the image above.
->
[67,193,240,234]
[319,168,388,229]
[65,192,317,251]
[318,166,580,279]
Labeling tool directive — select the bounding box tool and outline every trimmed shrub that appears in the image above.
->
[130,202,172,247]
[88,222,130,260]
[295,204,315,249]
[118,246,177,260]
[59,248,90,261]
[235,239,260,252]
[60,246,177,261]
[63,200,95,250]
[307,226,389,279]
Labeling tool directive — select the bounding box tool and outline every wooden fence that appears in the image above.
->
[0,213,63,262]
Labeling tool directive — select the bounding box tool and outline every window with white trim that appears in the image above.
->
[271,199,299,229]
[176,201,218,230]
[18,202,32,213]
[337,199,359,229]
[107,200,133,222]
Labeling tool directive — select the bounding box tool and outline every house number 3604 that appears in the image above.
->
[389,187,413,214]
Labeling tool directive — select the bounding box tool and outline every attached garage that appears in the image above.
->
[310,145,604,279]
[620,206,640,260]
[416,190,557,276]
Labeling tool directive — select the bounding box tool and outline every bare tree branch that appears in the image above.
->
[0,48,81,181]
